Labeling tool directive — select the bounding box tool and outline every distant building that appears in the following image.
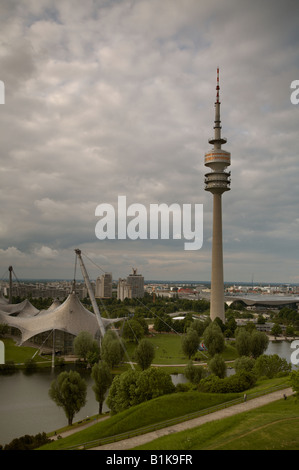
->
[5,282,87,300]
[117,268,144,300]
[126,268,144,298]
[95,273,112,299]
[117,278,132,301]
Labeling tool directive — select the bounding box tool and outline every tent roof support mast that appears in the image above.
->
[74,249,106,338]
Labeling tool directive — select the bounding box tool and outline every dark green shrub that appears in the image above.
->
[199,371,256,393]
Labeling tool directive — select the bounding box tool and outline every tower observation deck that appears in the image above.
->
[204,68,231,193]
[204,68,231,322]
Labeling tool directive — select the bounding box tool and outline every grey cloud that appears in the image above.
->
[0,0,298,282]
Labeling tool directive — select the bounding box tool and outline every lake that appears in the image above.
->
[0,340,297,446]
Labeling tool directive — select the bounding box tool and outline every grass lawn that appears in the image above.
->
[133,395,299,451]
[38,390,240,450]
[125,333,187,365]
[1,338,49,364]
[124,334,238,366]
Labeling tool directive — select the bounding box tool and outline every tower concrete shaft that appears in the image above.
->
[204,68,231,322]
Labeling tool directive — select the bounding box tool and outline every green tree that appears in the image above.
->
[225,317,237,336]
[134,368,175,404]
[189,319,206,337]
[184,361,206,384]
[181,329,199,359]
[253,354,291,379]
[203,321,225,356]
[249,330,269,358]
[257,314,266,324]
[73,331,100,363]
[135,339,155,370]
[285,325,295,338]
[153,314,173,332]
[122,319,144,343]
[234,356,255,373]
[208,353,226,378]
[271,323,282,339]
[235,328,251,356]
[49,370,87,425]
[106,368,175,414]
[91,361,112,414]
[100,330,124,368]
[106,369,140,414]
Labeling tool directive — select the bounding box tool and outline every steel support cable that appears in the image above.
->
[31,329,54,359]
[97,296,135,370]
[80,250,106,274]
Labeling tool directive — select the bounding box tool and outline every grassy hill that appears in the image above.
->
[133,395,299,450]
[38,377,290,450]
[38,391,240,450]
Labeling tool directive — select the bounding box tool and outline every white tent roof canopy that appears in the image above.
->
[0,292,123,345]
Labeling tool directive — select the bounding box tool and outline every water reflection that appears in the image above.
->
[0,365,106,446]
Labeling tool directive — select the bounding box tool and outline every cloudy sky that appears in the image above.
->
[0,0,299,283]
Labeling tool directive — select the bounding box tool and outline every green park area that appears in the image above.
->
[1,298,299,450]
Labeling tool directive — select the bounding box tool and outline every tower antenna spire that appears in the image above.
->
[216,66,220,104]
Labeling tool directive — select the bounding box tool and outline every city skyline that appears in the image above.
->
[1,1,299,283]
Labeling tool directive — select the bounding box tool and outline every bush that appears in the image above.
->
[253,354,291,379]
[175,382,196,392]
[234,356,255,373]
[24,358,38,372]
[107,368,175,414]
[184,362,207,384]
[199,371,257,393]
[2,432,52,450]
[0,361,16,373]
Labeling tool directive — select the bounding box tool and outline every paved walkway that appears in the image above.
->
[52,415,110,440]
[90,387,293,450]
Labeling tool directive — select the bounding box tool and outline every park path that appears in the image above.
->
[90,387,293,450]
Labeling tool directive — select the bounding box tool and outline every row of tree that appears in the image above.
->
[49,327,158,424]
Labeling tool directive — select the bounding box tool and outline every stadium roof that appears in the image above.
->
[0,292,122,344]
[225,295,299,307]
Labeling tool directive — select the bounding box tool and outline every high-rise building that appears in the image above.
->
[204,68,231,322]
[126,268,144,298]
[95,273,112,299]
[117,268,144,300]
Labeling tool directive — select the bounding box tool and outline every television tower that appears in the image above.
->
[204,68,231,322]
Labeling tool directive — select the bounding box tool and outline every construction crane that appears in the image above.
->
[74,249,106,338]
